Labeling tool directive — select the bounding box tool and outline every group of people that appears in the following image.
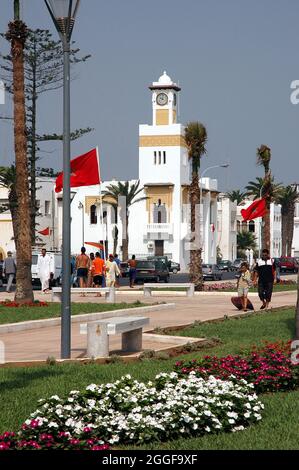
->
[75,247,120,293]
[237,248,277,312]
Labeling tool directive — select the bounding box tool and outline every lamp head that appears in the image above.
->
[45,0,80,40]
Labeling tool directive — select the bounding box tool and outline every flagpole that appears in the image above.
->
[96,146,106,260]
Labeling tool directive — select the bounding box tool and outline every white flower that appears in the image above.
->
[48,422,59,428]
[244,412,251,418]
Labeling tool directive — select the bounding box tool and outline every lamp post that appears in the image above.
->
[78,201,84,246]
[199,164,229,261]
[45,0,80,359]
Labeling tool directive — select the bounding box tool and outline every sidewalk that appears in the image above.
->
[0,290,296,363]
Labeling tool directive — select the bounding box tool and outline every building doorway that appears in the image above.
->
[155,240,164,256]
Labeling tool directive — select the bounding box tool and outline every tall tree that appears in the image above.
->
[184,121,207,291]
[1,28,92,243]
[102,181,148,261]
[245,177,282,202]
[277,185,299,256]
[5,1,33,303]
[225,189,247,205]
[256,145,272,251]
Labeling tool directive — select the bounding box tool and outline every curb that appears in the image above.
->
[0,303,176,335]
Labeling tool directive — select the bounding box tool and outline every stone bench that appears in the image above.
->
[143,283,195,297]
[85,316,150,357]
[51,287,116,303]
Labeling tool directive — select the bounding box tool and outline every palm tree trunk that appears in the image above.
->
[281,211,288,256]
[286,206,295,257]
[7,16,34,304]
[262,197,271,253]
[122,215,129,261]
[295,272,299,339]
[189,173,203,291]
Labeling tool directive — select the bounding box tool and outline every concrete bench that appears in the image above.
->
[143,283,195,297]
[51,287,116,303]
[85,316,150,357]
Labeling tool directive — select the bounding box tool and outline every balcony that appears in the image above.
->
[144,223,173,240]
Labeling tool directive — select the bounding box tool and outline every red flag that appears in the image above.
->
[241,198,267,222]
[55,148,101,193]
[38,227,50,236]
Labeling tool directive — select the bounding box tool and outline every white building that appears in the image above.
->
[0,177,57,259]
[236,200,282,258]
[69,72,219,269]
[217,195,237,261]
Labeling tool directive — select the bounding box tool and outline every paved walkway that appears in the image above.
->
[0,289,296,363]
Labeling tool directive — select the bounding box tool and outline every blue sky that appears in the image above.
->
[0,0,299,192]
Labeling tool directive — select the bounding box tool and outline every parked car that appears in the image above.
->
[279,257,299,273]
[169,261,180,274]
[232,258,247,270]
[202,264,223,281]
[147,255,171,270]
[120,262,130,277]
[135,259,170,283]
[218,260,234,272]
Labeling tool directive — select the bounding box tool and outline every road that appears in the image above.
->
[0,270,296,292]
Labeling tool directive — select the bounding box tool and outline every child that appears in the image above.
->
[237,262,251,312]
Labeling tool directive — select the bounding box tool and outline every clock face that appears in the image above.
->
[156,92,168,106]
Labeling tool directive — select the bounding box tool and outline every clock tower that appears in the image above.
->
[149,71,180,126]
[137,71,190,268]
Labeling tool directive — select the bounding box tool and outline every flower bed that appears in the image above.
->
[0,431,108,450]
[0,373,264,448]
[204,282,236,291]
[175,342,299,394]
[0,300,48,308]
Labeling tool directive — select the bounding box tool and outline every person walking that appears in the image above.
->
[253,248,277,310]
[128,255,137,288]
[114,253,121,287]
[237,261,251,312]
[105,254,120,288]
[3,251,16,293]
[92,252,105,296]
[37,249,53,293]
[88,252,95,287]
[75,247,90,292]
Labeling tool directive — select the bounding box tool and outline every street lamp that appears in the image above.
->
[45,0,80,359]
[199,164,229,260]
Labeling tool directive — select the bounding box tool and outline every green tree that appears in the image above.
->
[225,189,247,205]
[237,231,257,258]
[5,1,33,303]
[102,181,148,261]
[277,185,299,256]
[184,121,207,291]
[256,145,272,251]
[245,177,282,202]
[1,28,92,243]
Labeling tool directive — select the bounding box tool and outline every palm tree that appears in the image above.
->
[256,145,272,251]
[184,121,207,291]
[102,181,148,261]
[237,231,257,258]
[5,1,33,303]
[277,185,299,256]
[225,189,247,205]
[245,177,282,202]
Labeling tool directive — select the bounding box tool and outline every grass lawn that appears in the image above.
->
[0,307,298,449]
[0,301,146,326]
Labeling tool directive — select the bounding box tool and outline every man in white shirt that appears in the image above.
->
[105,254,120,287]
[37,249,53,293]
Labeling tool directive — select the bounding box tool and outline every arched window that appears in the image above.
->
[248,220,255,232]
[90,205,97,224]
[237,220,241,233]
